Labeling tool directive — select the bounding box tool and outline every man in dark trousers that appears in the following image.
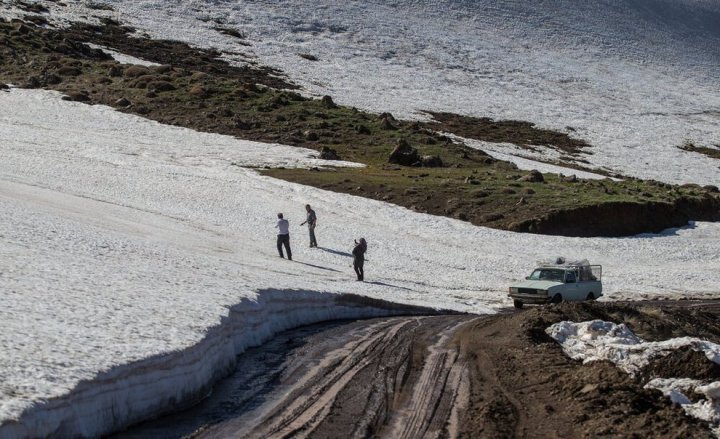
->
[300,204,318,247]
[352,238,367,281]
[276,213,292,260]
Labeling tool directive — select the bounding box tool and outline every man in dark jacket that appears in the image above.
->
[300,204,318,247]
[352,238,367,281]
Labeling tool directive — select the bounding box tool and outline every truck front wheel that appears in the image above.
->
[550,293,563,304]
[513,299,524,309]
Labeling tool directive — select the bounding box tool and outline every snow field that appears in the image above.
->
[547,320,720,432]
[11,0,720,185]
[1,88,720,436]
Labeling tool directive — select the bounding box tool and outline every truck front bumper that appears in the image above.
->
[509,293,550,304]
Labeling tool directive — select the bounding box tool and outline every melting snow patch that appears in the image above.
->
[547,320,720,434]
[85,43,160,67]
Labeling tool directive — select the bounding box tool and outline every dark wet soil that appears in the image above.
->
[112,301,719,438]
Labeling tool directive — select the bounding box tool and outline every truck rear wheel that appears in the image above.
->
[586,292,596,301]
[513,299,524,309]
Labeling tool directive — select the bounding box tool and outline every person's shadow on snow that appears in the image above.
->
[364,280,413,291]
[317,246,353,257]
[292,260,343,273]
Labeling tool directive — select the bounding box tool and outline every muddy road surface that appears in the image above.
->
[115,301,719,438]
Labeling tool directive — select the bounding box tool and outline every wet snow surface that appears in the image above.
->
[1,0,720,436]
[547,321,720,433]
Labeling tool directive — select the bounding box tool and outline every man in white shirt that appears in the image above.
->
[276,213,292,260]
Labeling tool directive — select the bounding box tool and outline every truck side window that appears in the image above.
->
[565,272,576,283]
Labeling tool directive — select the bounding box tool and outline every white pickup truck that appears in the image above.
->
[508,261,602,309]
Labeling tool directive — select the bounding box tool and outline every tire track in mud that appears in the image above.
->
[114,301,720,439]
[201,315,476,439]
[116,315,476,439]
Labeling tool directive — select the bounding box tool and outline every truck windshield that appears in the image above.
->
[529,269,565,282]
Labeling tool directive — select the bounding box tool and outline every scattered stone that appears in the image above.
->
[44,74,61,85]
[518,169,544,183]
[24,76,41,88]
[355,124,371,135]
[472,190,490,198]
[147,80,175,92]
[562,174,578,183]
[501,187,517,194]
[108,65,123,77]
[0,84,9,91]
[189,84,207,97]
[56,66,81,76]
[320,146,340,160]
[115,97,131,107]
[304,130,319,141]
[379,112,396,130]
[235,118,253,130]
[523,188,536,195]
[380,116,395,130]
[703,185,719,193]
[321,95,336,108]
[457,212,469,221]
[298,53,319,61]
[61,91,90,102]
[481,213,504,222]
[191,71,209,81]
[388,138,420,166]
[145,91,157,98]
[421,155,443,167]
[123,65,150,78]
[580,384,600,394]
[152,64,173,74]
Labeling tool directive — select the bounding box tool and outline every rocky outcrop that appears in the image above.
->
[508,195,720,237]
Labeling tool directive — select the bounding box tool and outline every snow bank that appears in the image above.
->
[9,0,719,185]
[547,320,720,432]
[0,290,437,438]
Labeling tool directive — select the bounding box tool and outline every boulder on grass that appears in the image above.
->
[518,169,544,183]
[61,91,90,102]
[388,139,420,166]
[320,146,341,160]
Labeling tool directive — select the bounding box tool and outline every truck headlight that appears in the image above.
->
[509,287,518,294]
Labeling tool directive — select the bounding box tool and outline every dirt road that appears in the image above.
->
[116,301,719,438]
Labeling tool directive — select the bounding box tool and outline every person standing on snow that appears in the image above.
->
[352,238,367,281]
[276,213,292,260]
[300,204,318,247]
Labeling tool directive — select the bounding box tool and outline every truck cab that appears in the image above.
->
[508,262,602,309]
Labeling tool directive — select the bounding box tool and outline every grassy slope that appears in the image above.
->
[1,13,718,235]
